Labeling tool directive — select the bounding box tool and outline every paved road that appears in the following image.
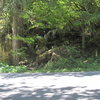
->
[0,72,100,100]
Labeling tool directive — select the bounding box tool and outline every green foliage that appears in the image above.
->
[0,56,100,73]
[65,46,81,58]
[23,0,78,29]
[32,56,100,72]
[0,0,100,69]
[44,58,68,69]
[11,47,27,60]
[23,0,100,30]
[14,36,35,44]
[0,63,28,73]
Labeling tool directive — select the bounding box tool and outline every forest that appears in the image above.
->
[0,0,100,73]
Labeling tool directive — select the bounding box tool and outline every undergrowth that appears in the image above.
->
[32,57,100,73]
[0,63,28,73]
[0,56,100,73]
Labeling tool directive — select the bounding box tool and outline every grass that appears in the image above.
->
[31,57,100,73]
[31,65,100,73]
[0,57,100,73]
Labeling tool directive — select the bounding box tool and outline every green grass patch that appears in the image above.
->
[0,63,28,73]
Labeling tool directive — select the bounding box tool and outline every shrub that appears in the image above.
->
[0,63,28,73]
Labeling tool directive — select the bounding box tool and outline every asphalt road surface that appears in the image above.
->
[0,71,100,100]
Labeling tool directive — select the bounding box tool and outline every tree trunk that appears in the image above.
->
[82,32,85,50]
[12,16,19,65]
[81,27,86,54]
[12,3,23,65]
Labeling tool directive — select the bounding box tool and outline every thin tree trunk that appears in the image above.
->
[81,27,86,54]
[12,16,20,65]
[82,32,85,50]
[12,3,23,65]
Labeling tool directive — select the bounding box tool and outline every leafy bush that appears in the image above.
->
[0,63,28,73]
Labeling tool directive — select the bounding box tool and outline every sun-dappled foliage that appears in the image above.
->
[0,0,100,72]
